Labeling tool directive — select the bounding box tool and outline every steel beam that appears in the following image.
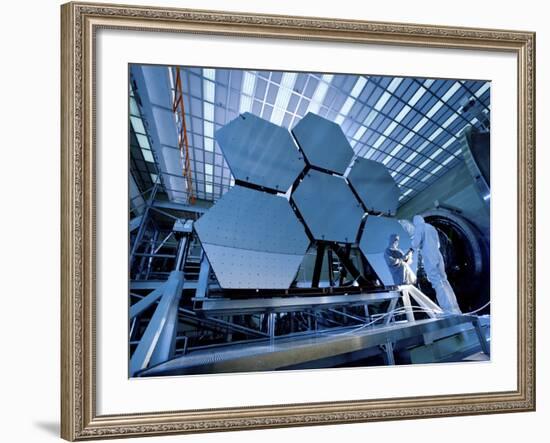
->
[152,199,208,214]
[129,284,165,320]
[130,270,185,376]
[197,291,400,315]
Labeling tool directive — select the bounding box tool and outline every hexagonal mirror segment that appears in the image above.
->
[358,215,417,286]
[194,186,310,289]
[215,113,306,192]
[291,112,354,176]
[291,169,364,243]
[347,157,400,215]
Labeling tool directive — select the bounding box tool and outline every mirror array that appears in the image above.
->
[195,112,414,289]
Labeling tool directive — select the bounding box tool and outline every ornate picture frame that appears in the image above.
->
[61,1,535,440]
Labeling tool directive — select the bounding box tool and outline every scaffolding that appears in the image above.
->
[172,67,196,205]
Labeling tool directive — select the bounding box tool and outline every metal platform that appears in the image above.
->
[137,315,489,376]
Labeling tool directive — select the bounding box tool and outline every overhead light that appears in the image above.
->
[425,100,443,118]
[387,78,403,93]
[428,127,443,141]
[430,148,443,159]
[353,125,367,141]
[423,79,435,88]
[271,72,298,125]
[373,136,385,149]
[203,102,215,122]
[203,69,216,81]
[400,132,415,146]
[142,149,154,163]
[408,86,426,107]
[442,137,456,149]
[374,91,391,111]
[394,105,411,123]
[204,138,214,152]
[417,140,430,153]
[441,82,462,102]
[308,74,334,114]
[383,121,398,137]
[203,79,215,102]
[335,76,368,124]
[136,133,150,150]
[130,97,140,117]
[441,113,459,128]
[350,76,368,97]
[475,82,490,98]
[386,143,404,160]
[239,71,256,113]
[130,116,146,134]
[409,167,420,177]
[412,117,428,132]
[419,158,431,169]
[203,72,217,153]
[204,121,214,152]
[363,110,377,127]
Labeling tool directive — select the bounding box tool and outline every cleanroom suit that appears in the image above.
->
[412,215,462,314]
[384,234,416,285]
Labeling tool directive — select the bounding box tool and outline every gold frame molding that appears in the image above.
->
[61,2,536,440]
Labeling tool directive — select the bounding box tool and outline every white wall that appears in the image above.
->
[0,0,546,442]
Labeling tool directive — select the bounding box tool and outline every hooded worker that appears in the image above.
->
[412,215,462,314]
[384,234,417,285]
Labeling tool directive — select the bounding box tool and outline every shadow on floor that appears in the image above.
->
[34,421,59,437]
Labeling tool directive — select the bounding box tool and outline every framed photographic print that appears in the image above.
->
[61,1,536,440]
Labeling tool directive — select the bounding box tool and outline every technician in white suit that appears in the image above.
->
[412,215,462,314]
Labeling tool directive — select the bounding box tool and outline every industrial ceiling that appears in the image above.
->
[129,66,490,207]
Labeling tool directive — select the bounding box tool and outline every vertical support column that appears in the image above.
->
[401,288,415,323]
[472,316,490,356]
[130,181,159,269]
[363,304,370,322]
[145,230,159,279]
[382,340,395,365]
[267,312,276,345]
[174,235,188,272]
[327,248,335,287]
[384,297,399,325]
[311,243,326,288]
[195,252,211,300]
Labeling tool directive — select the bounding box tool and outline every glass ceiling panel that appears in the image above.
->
[130,65,489,206]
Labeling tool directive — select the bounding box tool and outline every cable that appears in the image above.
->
[463,301,491,315]
[322,300,492,338]
[319,305,442,337]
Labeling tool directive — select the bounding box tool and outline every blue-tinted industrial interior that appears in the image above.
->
[129,65,491,377]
